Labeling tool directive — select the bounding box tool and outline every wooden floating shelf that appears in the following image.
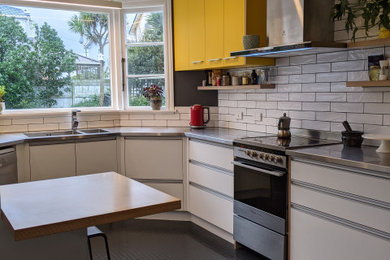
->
[347,38,390,48]
[346,80,390,87]
[197,84,275,91]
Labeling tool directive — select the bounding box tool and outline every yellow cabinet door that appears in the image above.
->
[173,0,189,71]
[223,0,246,67]
[188,0,205,70]
[205,0,224,68]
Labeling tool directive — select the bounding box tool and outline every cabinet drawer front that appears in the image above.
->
[291,160,390,204]
[290,208,390,260]
[189,140,233,171]
[189,184,233,233]
[291,184,390,233]
[143,182,183,210]
[189,162,233,197]
[125,139,183,180]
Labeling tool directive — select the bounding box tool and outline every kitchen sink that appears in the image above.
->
[78,129,110,134]
[25,130,81,137]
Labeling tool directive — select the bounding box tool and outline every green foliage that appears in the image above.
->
[129,95,149,106]
[331,0,390,41]
[0,85,6,102]
[0,14,77,109]
[73,93,111,107]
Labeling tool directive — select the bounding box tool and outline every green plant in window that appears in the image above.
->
[0,86,6,102]
[331,0,390,41]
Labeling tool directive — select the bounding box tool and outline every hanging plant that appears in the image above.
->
[331,0,390,41]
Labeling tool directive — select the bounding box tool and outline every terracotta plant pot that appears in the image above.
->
[150,98,162,110]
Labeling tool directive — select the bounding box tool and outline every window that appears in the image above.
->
[123,7,171,110]
[0,4,112,109]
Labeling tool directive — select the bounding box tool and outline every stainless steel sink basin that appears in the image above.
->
[78,129,110,134]
[25,130,81,137]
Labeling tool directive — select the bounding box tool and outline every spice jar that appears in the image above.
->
[242,76,249,85]
[369,66,380,81]
[222,75,230,86]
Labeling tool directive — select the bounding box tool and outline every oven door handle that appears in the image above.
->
[232,161,285,177]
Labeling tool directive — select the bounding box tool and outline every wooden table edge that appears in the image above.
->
[10,199,181,241]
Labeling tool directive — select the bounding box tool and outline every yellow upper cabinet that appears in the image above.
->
[205,0,224,69]
[188,0,205,70]
[174,0,274,71]
[173,0,189,71]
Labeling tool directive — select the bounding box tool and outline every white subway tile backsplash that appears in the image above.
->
[302,63,330,74]
[0,120,11,126]
[256,102,278,109]
[277,84,302,92]
[13,118,43,125]
[289,93,315,102]
[316,112,346,122]
[347,93,383,103]
[348,47,384,60]
[384,115,390,125]
[302,102,330,112]
[278,66,301,75]
[267,93,289,101]
[275,57,289,66]
[364,103,390,114]
[247,93,266,101]
[289,74,316,83]
[348,113,383,125]
[332,60,365,72]
[332,103,364,113]
[316,72,347,82]
[384,92,390,102]
[278,102,301,111]
[229,93,246,100]
[28,123,59,132]
[302,83,330,92]
[331,82,362,92]
[316,93,346,102]
[317,52,348,63]
[141,120,167,127]
[290,55,316,65]
[347,71,369,81]
[237,101,256,108]
[289,111,315,120]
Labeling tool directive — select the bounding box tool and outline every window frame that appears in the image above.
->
[0,0,121,112]
[121,0,174,111]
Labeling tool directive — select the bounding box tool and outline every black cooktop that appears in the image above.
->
[235,135,340,152]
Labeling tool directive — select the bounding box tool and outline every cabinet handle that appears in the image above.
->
[207,58,221,62]
[223,57,238,60]
[191,61,204,64]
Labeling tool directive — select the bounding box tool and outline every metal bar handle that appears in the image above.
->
[191,60,204,64]
[207,58,221,62]
[223,57,238,60]
[0,147,15,155]
[232,161,285,177]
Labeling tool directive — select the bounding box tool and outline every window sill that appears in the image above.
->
[0,107,178,118]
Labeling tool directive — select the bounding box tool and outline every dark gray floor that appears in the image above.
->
[89,219,268,260]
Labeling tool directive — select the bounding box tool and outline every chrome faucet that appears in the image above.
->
[71,109,81,132]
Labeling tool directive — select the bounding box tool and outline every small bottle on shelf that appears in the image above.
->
[251,69,258,84]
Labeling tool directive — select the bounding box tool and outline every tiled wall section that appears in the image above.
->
[0,107,219,133]
[218,47,390,134]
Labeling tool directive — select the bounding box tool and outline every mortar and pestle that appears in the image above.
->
[341,121,364,147]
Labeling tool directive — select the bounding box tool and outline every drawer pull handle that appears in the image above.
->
[191,61,204,64]
[223,57,238,60]
[232,161,285,177]
[207,58,221,62]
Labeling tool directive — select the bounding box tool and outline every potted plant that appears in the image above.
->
[0,86,6,114]
[143,84,164,110]
[331,0,390,42]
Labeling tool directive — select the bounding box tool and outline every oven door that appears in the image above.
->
[233,158,287,235]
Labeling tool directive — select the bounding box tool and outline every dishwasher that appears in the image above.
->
[0,147,17,185]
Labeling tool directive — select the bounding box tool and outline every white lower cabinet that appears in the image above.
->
[30,143,76,181]
[125,138,183,180]
[290,159,390,260]
[76,140,117,175]
[189,184,233,233]
[290,207,390,260]
[142,182,184,210]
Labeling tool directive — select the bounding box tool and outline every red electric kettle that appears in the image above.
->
[190,104,210,129]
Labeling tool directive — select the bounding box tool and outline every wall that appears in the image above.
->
[218,46,390,135]
[0,107,219,133]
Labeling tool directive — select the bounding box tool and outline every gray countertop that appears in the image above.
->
[0,127,257,148]
[287,144,390,174]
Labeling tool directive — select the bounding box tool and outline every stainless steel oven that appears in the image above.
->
[233,145,287,260]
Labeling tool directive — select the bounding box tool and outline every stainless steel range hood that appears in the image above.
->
[231,0,347,58]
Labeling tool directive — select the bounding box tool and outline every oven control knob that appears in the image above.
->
[245,150,251,156]
[270,155,276,162]
[276,156,283,164]
[258,153,264,159]
[264,154,269,160]
[251,151,258,158]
